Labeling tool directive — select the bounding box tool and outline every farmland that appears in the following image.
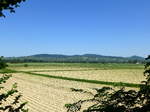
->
[0,63,145,112]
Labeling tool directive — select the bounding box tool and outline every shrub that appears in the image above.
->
[0,56,8,69]
[24,64,28,67]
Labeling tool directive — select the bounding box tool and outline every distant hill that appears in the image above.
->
[30,54,67,58]
[128,55,144,60]
[5,54,145,63]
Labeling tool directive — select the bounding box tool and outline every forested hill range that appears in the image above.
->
[5,54,145,63]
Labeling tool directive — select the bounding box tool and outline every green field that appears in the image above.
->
[8,62,144,69]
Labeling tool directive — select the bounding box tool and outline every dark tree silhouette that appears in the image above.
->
[0,74,28,112]
[0,56,28,111]
[0,56,8,69]
[65,55,150,112]
[0,0,26,17]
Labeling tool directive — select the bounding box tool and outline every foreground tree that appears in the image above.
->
[0,0,26,17]
[0,57,28,111]
[0,74,28,112]
[65,55,150,112]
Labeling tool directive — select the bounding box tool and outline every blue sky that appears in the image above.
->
[0,0,149,57]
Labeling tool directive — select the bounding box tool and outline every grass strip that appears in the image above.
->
[1,69,142,88]
[21,69,103,73]
[0,69,18,73]
[23,71,142,88]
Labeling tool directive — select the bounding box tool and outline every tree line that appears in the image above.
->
[4,56,145,64]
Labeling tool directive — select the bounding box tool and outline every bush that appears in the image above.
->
[0,56,8,69]
[24,64,28,67]
[0,74,28,112]
[65,55,150,112]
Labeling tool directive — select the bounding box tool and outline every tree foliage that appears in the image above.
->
[0,57,28,111]
[0,56,8,69]
[65,55,150,112]
[0,74,28,112]
[0,0,26,17]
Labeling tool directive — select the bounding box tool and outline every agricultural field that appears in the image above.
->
[0,63,145,112]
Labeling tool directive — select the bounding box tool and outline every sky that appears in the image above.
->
[0,0,150,57]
